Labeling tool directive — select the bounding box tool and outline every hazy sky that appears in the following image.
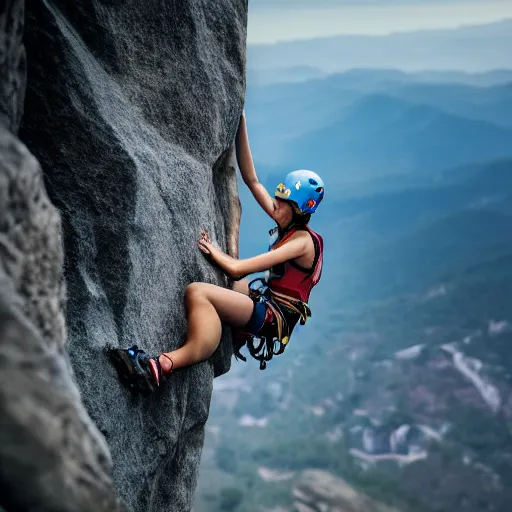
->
[247,0,512,44]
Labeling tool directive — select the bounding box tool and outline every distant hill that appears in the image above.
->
[247,65,327,86]
[325,158,512,248]
[339,209,512,301]
[244,69,512,186]
[387,82,512,128]
[322,158,512,287]
[405,68,512,87]
[279,94,512,182]
[248,19,512,73]
[249,67,512,88]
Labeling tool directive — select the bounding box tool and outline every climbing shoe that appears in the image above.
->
[106,344,170,393]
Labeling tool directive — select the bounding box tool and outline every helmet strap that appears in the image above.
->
[268,221,297,249]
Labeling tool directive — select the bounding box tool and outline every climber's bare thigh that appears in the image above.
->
[187,282,253,328]
[232,279,250,296]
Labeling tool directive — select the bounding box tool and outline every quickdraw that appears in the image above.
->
[234,278,312,370]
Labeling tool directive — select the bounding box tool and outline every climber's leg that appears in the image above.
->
[159,282,254,371]
[232,278,250,296]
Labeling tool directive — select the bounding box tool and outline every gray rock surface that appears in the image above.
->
[0,131,121,512]
[1,1,121,510]
[0,0,25,133]
[19,1,247,511]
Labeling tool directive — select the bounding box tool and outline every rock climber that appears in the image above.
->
[108,112,325,392]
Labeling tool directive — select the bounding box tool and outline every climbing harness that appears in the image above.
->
[234,277,312,370]
[234,221,323,370]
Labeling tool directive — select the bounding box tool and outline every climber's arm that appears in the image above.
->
[231,237,307,279]
[200,231,309,280]
[235,113,275,220]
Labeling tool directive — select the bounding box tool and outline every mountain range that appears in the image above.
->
[248,19,512,73]
[244,70,512,187]
[196,56,512,512]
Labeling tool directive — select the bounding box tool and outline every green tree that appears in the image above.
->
[218,487,243,511]
[215,444,238,474]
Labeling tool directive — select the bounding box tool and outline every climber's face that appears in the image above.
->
[273,198,294,228]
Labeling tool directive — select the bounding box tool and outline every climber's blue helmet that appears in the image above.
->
[274,170,325,214]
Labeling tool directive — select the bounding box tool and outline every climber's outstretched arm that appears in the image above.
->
[235,113,275,220]
[199,229,309,280]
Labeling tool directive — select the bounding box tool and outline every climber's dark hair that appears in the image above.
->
[289,201,311,226]
[292,211,311,226]
[275,204,312,240]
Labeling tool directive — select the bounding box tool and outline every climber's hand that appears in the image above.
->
[198,229,241,278]
[200,229,212,244]
[198,229,216,256]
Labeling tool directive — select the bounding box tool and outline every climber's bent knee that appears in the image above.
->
[185,282,208,306]
[185,282,206,296]
[185,282,254,328]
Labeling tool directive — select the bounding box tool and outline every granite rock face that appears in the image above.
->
[0,127,122,512]
[0,0,25,133]
[19,1,247,511]
[1,2,121,510]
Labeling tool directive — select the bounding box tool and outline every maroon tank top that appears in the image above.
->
[267,226,323,303]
